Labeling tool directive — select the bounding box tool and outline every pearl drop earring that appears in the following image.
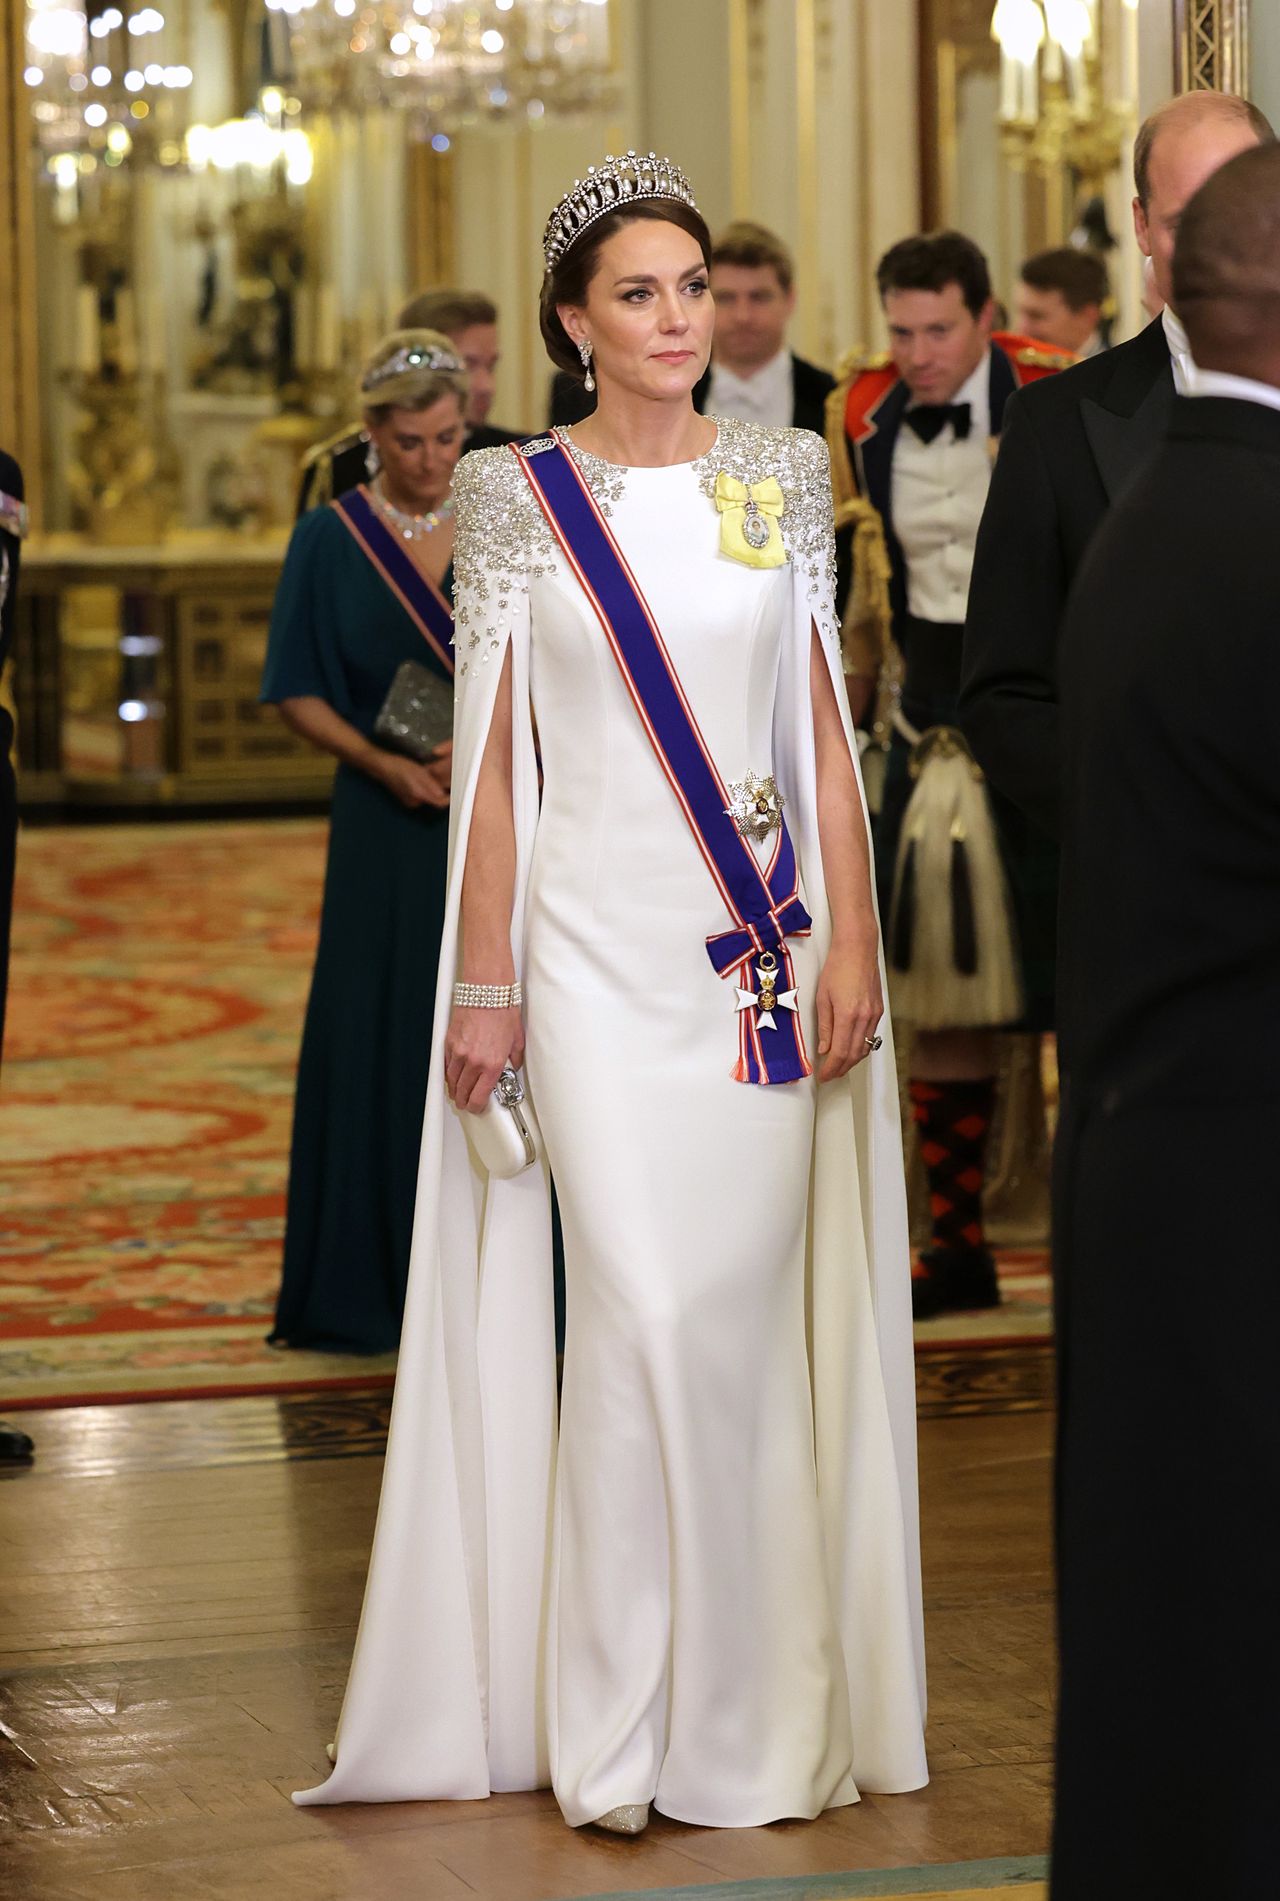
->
[578,339,595,394]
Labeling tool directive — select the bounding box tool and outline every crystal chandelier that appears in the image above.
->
[278,0,616,138]
[23,1,194,164]
[991,0,1135,195]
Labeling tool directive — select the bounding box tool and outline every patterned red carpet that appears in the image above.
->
[0,820,395,1407]
[0,820,1049,1408]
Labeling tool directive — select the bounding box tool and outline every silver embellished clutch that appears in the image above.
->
[374,660,454,762]
[456,1064,542,1179]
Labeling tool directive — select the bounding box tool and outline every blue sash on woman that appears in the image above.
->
[331,487,455,678]
[515,437,811,1086]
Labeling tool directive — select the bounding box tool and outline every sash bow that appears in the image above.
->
[713,472,787,569]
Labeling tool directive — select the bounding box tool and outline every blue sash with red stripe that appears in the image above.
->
[331,486,454,679]
[515,437,812,1086]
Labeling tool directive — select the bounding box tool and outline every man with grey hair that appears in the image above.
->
[1052,140,1280,1897]
[960,91,1273,855]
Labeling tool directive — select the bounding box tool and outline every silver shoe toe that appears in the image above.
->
[592,1802,650,1834]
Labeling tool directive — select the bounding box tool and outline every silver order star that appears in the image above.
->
[725,771,785,843]
[735,982,800,1033]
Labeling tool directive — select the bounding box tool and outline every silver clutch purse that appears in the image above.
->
[374,659,454,762]
[456,1065,542,1179]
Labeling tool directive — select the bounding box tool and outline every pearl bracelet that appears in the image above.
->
[453,980,523,1009]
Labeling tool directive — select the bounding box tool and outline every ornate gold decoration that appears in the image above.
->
[64,371,178,545]
[992,2,1129,199]
[1174,0,1251,95]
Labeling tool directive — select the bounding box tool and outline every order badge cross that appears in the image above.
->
[725,771,785,844]
[736,951,799,1033]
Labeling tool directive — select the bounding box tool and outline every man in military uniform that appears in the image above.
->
[1,447,33,1464]
[296,288,524,515]
[828,231,1071,1318]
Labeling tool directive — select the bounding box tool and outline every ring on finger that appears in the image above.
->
[864,1034,883,1052]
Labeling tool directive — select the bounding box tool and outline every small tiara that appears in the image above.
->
[543,150,698,272]
[361,343,464,393]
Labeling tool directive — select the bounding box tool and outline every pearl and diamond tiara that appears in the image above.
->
[542,150,699,273]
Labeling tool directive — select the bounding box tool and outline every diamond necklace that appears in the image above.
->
[371,477,456,542]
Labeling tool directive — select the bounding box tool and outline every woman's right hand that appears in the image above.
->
[371,750,450,810]
[444,1005,525,1114]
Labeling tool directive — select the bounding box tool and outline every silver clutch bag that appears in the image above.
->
[374,659,454,762]
[456,1065,542,1179]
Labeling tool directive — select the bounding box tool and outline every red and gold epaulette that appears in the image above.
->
[994,330,1075,386]
[836,346,901,445]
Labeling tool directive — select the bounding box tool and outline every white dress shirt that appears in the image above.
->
[891,353,993,625]
[706,347,793,431]
[1162,306,1196,395]
[1184,365,1280,414]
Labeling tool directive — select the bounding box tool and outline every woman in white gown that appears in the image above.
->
[296,152,927,1833]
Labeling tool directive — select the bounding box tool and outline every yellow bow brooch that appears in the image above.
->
[714,473,787,570]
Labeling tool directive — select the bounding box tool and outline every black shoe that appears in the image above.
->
[911,1247,1000,1319]
[0,1422,34,1463]
[911,1269,951,1321]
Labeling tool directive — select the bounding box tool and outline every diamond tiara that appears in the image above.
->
[361,342,465,393]
[542,150,699,273]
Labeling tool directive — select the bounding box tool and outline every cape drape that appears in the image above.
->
[297,439,927,1808]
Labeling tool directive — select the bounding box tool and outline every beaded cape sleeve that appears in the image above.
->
[450,444,555,689]
[452,420,842,686]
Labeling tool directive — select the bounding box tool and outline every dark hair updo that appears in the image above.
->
[539,200,714,380]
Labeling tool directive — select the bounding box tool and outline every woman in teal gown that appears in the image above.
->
[262,330,468,1351]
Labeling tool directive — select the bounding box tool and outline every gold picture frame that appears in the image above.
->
[1174,0,1251,95]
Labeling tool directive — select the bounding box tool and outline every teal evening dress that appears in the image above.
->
[261,502,452,1352]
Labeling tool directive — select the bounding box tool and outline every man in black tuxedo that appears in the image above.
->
[550,221,834,433]
[1052,142,1280,1900]
[296,288,523,514]
[961,90,1274,852]
[0,449,33,1465]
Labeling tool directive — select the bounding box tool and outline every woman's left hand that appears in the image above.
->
[815,928,884,1081]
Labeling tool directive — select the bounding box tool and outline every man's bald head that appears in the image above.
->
[1174,143,1280,386]
[1133,91,1275,311]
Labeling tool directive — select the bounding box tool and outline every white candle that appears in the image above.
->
[77,284,100,376]
[1000,53,1018,119]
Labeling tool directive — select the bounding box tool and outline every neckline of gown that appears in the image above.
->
[554,422,721,479]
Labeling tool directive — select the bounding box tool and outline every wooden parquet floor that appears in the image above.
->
[0,1361,1055,1901]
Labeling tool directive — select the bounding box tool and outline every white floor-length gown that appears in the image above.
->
[295,418,928,1825]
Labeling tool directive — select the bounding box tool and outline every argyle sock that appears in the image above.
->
[908,1076,996,1256]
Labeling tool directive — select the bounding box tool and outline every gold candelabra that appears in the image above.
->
[63,370,179,546]
[993,1,1132,198]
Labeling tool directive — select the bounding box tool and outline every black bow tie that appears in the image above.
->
[905,402,972,445]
